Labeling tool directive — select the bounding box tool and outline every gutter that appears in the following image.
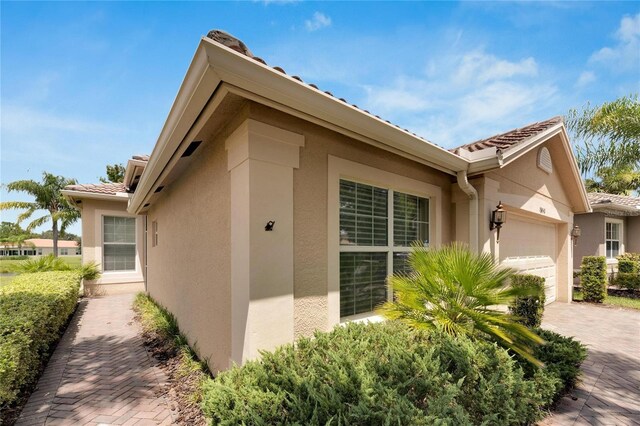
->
[61,190,130,208]
[456,170,479,253]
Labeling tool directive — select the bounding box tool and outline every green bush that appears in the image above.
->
[580,256,607,302]
[202,322,582,425]
[509,274,546,328]
[615,272,640,290]
[0,271,81,406]
[617,258,638,274]
[15,254,101,281]
[617,252,640,263]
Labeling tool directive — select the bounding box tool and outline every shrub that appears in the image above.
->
[15,254,101,281]
[617,258,638,274]
[615,272,640,290]
[618,252,640,263]
[202,322,574,426]
[509,274,546,328]
[580,256,607,302]
[0,271,81,406]
[378,243,543,365]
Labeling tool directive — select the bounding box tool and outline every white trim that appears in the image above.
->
[327,155,442,326]
[93,208,144,285]
[604,217,624,259]
[62,190,130,204]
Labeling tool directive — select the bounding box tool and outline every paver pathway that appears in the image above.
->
[540,302,640,426]
[17,294,174,426]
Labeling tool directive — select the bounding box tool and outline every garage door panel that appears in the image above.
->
[500,215,557,304]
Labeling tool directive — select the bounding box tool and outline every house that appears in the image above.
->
[0,239,79,257]
[62,30,590,372]
[574,192,640,272]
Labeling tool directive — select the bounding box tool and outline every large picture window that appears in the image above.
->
[339,179,429,318]
[605,219,622,259]
[103,216,136,271]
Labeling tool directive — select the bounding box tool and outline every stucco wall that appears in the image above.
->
[145,118,232,373]
[628,216,640,253]
[573,212,605,269]
[80,198,145,295]
[248,104,454,338]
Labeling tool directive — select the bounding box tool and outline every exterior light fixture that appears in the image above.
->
[265,220,275,231]
[571,224,581,245]
[490,201,507,243]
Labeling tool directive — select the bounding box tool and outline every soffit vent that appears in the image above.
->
[181,140,202,158]
[155,186,164,193]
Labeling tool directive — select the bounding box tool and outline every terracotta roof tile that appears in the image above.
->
[454,116,563,154]
[132,154,149,162]
[588,192,640,208]
[65,182,127,195]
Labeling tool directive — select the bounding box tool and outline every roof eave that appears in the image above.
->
[129,37,469,214]
[62,189,130,207]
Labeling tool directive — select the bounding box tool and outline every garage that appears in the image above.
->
[499,214,557,304]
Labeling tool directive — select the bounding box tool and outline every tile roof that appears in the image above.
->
[132,155,149,162]
[454,116,563,153]
[206,30,440,147]
[3,239,78,248]
[588,192,640,209]
[65,182,127,195]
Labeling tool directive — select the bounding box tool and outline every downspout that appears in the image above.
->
[457,170,479,253]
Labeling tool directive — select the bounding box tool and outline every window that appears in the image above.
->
[103,216,136,271]
[23,249,36,256]
[152,220,158,247]
[339,179,429,318]
[37,249,42,255]
[60,248,68,256]
[605,219,623,259]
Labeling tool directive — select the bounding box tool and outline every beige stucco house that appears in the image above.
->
[62,31,590,372]
[574,192,640,273]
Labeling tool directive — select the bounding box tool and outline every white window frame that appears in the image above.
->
[604,218,624,260]
[60,248,68,256]
[93,209,144,284]
[328,155,442,325]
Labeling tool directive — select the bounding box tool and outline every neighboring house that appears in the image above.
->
[0,239,79,257]
[62,31,590,372]
[574,192,640,272]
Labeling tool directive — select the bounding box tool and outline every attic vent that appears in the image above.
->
[181,141,202,158]
[155,186,164,193]
[143,203,150,208]
[537,147,553,174]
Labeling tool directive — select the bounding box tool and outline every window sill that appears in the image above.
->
[340,312,386,325]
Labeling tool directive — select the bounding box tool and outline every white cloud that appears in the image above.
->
[454,51,538,85]
[305,12,332,32]
[589,13,640,71]
[575,71,596,88]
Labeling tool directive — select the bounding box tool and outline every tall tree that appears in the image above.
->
[584,166,640,195]
[567,94,640,173]
[0,234,35,254]
[99,163,125,183]
[0,221,29,240]
[0,172,80,256]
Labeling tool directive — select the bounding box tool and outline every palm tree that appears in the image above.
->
[567,94,640,173]
[0,172,79,257]
[378,243,545,366]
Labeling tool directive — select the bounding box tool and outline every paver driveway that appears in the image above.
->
[541,302,640,426]
[17,294,174,425]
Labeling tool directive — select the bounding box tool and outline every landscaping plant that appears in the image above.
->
[202,321,585,425]
[14,254,101,281]
[580,256,607,302]
[0,271,81,406]
[377,243,544,365]
[509,274,546,328]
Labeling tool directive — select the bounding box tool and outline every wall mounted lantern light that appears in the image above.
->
[490,201,507,243]
[571,224,581,246]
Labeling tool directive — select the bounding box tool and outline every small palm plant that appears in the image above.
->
[378,243,545,366]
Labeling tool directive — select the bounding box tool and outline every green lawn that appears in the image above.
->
[0,255,81,272]
[573,289,640,310]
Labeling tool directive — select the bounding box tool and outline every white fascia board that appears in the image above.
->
[591,203,640,213]
[128,44,222,214]
[556,127,591,213]
[62,190,130,206]
[200,38,468,173]
[124,160,148,187]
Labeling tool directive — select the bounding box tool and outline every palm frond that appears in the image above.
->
[26,215,51,231]
[0,201,38,211]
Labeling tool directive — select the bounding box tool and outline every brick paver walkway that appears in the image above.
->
[540,302,640,426]
[17,294,174,425]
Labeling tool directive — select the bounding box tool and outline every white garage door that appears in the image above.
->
[500,215,557,304]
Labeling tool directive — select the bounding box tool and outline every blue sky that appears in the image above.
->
[1,1,639,236]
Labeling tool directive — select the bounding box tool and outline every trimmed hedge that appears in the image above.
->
[0,271,81,406]
[617,258,638,274]
[202,322,585,425]
[509,274,546,328]
[580,256,607,302]
[615,273,640,290]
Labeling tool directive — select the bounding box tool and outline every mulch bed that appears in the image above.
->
[134,314,209,425]
[573,286,640,299]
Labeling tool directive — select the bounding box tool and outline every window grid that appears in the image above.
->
[605,221,621,259]
[339,179,429,318]
[103,216,136,272]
